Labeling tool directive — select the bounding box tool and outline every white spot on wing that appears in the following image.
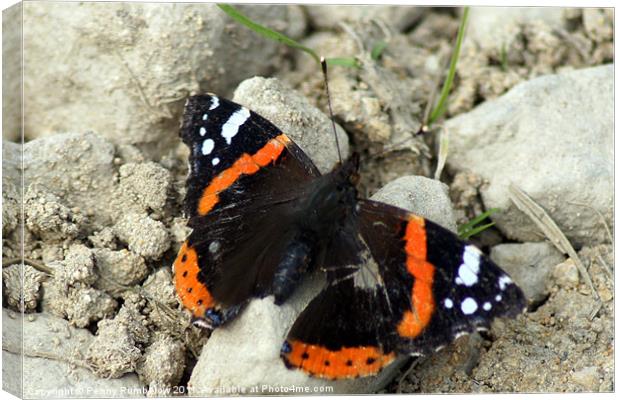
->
[463,245,481,265]
[444,298,454,309]
[456,245,481,286]
[495,294,502,302]
[202,114,208,120]
[199,127,207,136]
[209,96,220,110]
[498,275,513,290]
[212,157,220,166]
[457,264,477,286]
[209,241,221,253]
[461,297,478,315]
[221,108,250,145]
[201,139,215,155]
[483,302,492,311]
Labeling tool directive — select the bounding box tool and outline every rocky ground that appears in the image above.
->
[2,3,613,397]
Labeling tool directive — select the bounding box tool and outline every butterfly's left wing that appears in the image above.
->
[174,94,322,329]
[281,199,526,379]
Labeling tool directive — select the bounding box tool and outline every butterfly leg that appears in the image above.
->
[272,239,314,305]
[191,303,246,330]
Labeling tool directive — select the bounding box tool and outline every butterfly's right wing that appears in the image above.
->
[281,199,526,379]
[357,199,526,354]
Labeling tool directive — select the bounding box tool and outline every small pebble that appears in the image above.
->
[598,286,613,302]
[571,366,599,389]
[553,259,579,288]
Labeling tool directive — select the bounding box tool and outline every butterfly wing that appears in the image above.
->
[282,199,525,379]
[358,199,525,354]
[280,271,399,379]
[174,94,321,328]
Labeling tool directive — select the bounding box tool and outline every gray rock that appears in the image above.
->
[21,2,305,158]
[288,28,430,186]
[2,141,21,238]
[304,5,426,33]
[94,249,149,292]
[571,366,600,390]
[582,9,613,42]
[446,65,613,247]
[2,3,22,142]
[116,162,171,214]
[188,175,457,394]
[142,268,177,308]
[88,227,118,250]
[552,258,580,288]
[137,335,186,397]
[86,303,150,379]
[2,264,46,312]
[2,310,144,398]
[24,186,85,241]
[40,244,118,328]
[233,77,349,174]
[51,244,97,287]
[42,282,118,329]
[490,242,565,304]
[23,132,116,229]
[113,213,170,260]
[371,176,457,232]
[465,7,567,53]
[142,269,181,332]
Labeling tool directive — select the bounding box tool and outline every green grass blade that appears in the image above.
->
[428,6,470,126]
[460,222,496,240]
[325,57,361,68]
[218,4,320,64]
[458,207,500,238]
[500,42,508,71]
[459,207,500,231]
[371,40,388,60]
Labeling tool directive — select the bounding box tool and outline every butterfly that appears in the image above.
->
[172,94,526,379]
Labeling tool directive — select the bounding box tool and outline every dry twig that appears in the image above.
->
[2,257,54,275]
[567,201,613,244]
[508,184,601,319]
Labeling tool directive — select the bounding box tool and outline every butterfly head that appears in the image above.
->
[333,152,361,188]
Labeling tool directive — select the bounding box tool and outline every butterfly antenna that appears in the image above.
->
[321,57,343,164]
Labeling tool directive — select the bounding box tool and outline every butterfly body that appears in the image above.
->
[173,94,526,379]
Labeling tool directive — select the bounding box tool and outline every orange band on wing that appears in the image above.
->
[284,340,396,379]
[197,134,290,215]
[173,241,215,317]
[397,216,436,338]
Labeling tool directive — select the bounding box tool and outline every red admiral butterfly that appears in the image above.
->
[173,94,525,380]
